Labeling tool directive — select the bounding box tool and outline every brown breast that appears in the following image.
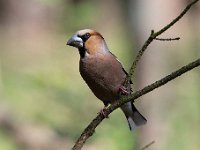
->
[79,53,126,103]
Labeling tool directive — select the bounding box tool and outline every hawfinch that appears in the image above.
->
[67,29,146,130]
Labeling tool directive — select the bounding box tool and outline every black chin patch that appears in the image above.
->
[78,48,86,58]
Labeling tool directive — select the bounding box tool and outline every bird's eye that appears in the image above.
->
[82,33,91,42]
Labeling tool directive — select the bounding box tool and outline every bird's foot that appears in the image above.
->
[118,86,129,95]
[98,106,109,118]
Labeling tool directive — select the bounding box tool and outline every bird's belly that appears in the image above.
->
[82,71,120,103]
[79,56,126,103]
[80,68,122,103]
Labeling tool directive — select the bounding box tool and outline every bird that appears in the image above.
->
[67,29,146,130]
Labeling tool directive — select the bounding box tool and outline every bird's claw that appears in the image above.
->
[98,107,109,118]
[118,86,129,95]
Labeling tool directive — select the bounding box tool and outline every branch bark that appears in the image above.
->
[72,58,200,150]
[71,0,199,149]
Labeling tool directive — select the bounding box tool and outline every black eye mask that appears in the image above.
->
[80,33,91,42]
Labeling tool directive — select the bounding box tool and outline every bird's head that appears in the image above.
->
[67,29,108,58]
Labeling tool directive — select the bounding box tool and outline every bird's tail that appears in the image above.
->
[120,102,147,130]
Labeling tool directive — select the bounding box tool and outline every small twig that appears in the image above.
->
[155,37,180,41]
[140,141,155,150]
[124,30,154,86]
[153,0,199,38]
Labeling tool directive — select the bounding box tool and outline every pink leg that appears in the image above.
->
[118,85,129,95]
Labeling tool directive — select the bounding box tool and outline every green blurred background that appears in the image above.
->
[0,0,199,150]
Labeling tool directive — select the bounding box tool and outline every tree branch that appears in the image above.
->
[71,0,199,149]
[72,58,200,150]
[125,0,199,85]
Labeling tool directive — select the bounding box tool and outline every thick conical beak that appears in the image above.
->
[66,34,83,48]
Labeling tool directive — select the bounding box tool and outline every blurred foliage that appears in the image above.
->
[0,130,17,150]
[63,1,99,31]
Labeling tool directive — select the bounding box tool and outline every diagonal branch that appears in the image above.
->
[72,58,200,150]
[125,0,199,85]
[153,0,199,38]
[71,0,199,149]
[111,58,200,109]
